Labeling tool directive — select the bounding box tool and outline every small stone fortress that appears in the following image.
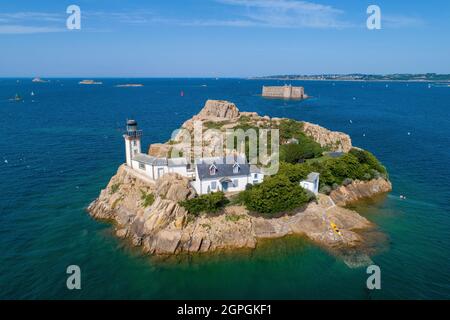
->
[262,84,307,99]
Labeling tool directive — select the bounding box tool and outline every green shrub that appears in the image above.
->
[349,148,387,175]
[225,214,244,222]
[277,119,324,163]
[179,192,229,216]
[342,178,353,186]
[319,185,332,195]
[280,147,388,192]
[204,121,229,130]
[280,140,323,163]
[240,175,310,216]
[278,162,310,183]
[278,119,304,141]
[110,183,120,194]
[140,190,155,208]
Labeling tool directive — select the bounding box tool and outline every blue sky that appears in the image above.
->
[0,0,449,77]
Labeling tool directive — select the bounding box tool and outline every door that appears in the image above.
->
[221,181,229,192]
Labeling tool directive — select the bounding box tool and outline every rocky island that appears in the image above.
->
[88,100,391,264]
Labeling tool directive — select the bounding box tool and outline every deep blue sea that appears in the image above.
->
[0,78,449,299]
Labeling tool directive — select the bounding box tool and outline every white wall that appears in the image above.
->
[194,175,250,195]
[250,172,264,184]
[169,165,188,176]
[300,181,317,194]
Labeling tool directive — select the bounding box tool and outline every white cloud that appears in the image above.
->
[383,14,424,28]
[86,0,349,29]
[214,0,349,28]
[0,25,64,34]
[0,12,64,23]
[0,11,65,34]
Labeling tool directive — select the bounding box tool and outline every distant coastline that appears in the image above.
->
[115,84,144,87]
[251,73,450,82]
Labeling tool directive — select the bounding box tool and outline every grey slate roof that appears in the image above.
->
[196,157,250,180]
[195,155,246,165]
[133,154,188,167]
[168,158,188,166]
[133,154,168,166]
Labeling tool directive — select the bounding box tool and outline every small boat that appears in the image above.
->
[32,77,48,83]
[9,94,22,102]
[79,79,102,85]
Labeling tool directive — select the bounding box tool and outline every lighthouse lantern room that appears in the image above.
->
[123,119,142,168]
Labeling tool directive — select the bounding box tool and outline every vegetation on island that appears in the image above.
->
[278,148,387,195]
[110,183,121,194]
[140,190,155,208]
[180,192,229,216]
[179,117,387,218]
[235,175,313,216]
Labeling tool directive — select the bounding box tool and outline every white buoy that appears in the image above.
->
[363,133,366,137]
[349,120,353,124]
[407,132,411,135]
[4,160,8,164]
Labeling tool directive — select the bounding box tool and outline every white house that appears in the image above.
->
[300,172,320,195]
[123,120,264,195]
[190,155,264,194]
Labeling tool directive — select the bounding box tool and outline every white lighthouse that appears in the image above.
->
[123,119,142,168]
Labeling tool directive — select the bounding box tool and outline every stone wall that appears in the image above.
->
[262,85,305,99]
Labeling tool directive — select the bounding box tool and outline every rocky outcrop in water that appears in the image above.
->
[88,165,386,256]
[330,178,392,206]
[88,99,389,260]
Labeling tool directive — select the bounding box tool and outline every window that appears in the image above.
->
[233,179,238,187]
[138,162,145,170]
[254,173,258,179]
[253,180,259,184]
[211,181,217,190]
[209,164,217,175]
[158,167,164,178]
[233,163,240,173]
[133,140,137,146]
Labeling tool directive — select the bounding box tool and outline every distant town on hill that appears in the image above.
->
[253,73,450,82]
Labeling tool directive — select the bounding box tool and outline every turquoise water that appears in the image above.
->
[0,78,449,299]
